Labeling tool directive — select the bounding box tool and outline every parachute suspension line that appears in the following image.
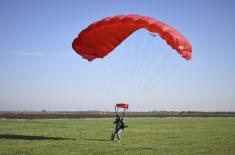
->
[115,106,118,116]
[101,41,134,104]
[123,108,127,118]
[136,37,158,92]
[146,51,180,92]
[107,60,121,104]
[95,61,110,105]
[104,58,119,104]
[133,34,179,96]
[122,29,160,102]
[122,31,145,102]
[110,31,144,104]
[115,103,128,119]
[96,60,117,105]
[146,49,172,86]
[146,53,173,91]
[133,32,158,96]
[108,50,123,103]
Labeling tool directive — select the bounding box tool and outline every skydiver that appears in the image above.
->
[111,115,128,142]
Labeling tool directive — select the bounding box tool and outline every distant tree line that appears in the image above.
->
[0,111,234,119]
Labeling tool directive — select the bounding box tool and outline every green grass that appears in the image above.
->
[0,117,235,155]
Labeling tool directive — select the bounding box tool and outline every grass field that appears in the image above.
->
[0,117,235,155]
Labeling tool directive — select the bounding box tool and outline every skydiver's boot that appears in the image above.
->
[117,134,121,142]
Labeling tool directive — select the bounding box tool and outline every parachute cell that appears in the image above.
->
[72,14,192,61]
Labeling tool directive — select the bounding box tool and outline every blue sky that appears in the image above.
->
[0,0,235,111]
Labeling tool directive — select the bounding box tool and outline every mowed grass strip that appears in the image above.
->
[0,117,234,155]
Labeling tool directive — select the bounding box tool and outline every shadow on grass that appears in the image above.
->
[84,138,110,142]
[0,134,76,140]
[140,147,158,151]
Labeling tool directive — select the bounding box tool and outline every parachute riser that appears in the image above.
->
[114,103,128,119]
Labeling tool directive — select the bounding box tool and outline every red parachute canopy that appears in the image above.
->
[116,103,129,109]
[72,14,192,61]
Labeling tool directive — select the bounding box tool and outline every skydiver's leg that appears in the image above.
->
[117,129,123,141]
[111,129,118,141]
[117,134,120,141]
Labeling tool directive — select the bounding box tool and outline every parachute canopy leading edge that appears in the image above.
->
[72,14,192,61]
